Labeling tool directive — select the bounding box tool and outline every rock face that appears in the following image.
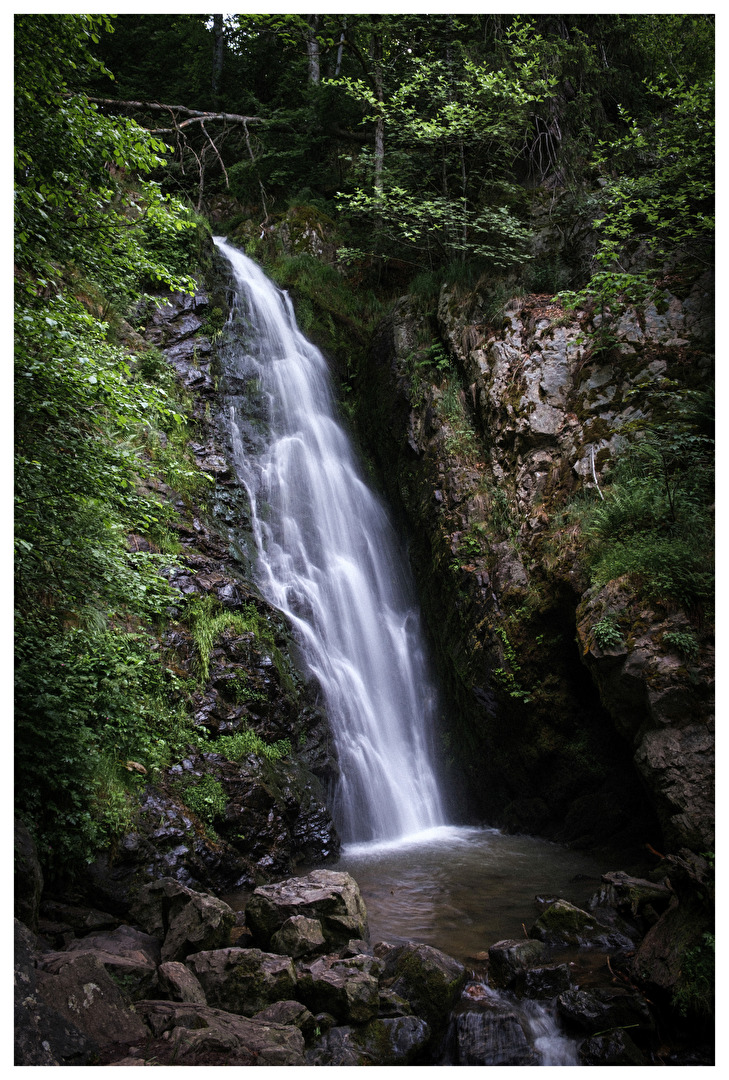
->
[358,271,714,858]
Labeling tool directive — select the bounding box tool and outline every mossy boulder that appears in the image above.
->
[380,942,466,1040]
[529,899,630,948]
[487,938,547,988]
[185,947,297,1017]
[295,955,380,1025]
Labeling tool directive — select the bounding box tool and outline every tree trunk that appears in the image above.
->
[306,15,321,85]
[371,18,385,222]
[212,14,224,102]
[335,19,347,77]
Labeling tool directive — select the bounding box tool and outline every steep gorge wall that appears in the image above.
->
[357,272,714,861]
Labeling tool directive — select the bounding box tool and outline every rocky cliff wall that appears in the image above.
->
[358,272,714,861]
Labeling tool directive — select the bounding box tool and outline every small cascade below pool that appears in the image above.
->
[214,238,445,843]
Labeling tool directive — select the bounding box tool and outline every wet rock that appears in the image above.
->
[134,999,305,1065]
[450,1007,535,1065]
[487,938,547,988]
[245,869,368,950]
[185,947,297,1016]
[84,786,255,910]
[588,870,672,935]
[158,960,207,1004]
[557,986,655,1039]
[578,1029,646,1065]
[380,941,467,1039]
[529,898,632,949]
[359,1016,431,1064]
[305,1024,372,1066]
[130,879,235,962]
[514,963,572,999]
[295,955,380,1025]
[270,914,326,958]
[253,999,318,1042]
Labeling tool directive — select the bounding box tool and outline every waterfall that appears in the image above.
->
[213,238,446,843]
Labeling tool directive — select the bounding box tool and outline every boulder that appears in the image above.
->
[305,1016,430,1066]
[380,941,467,1038]
[245,869,368,950]
[631,892,714,1006]
[185,947,297,1016]
[158,961,207,1004]
[134,1000,305,1065]
[450,1008,535,1066]
[305,1024,374,1066]
[35,952,149,1049]
[295,955,380,1025]
[270,914,326,958]
[557,987,655,1039]
[529,899,632,949]
[40,924,161,1000]
[579,1029,646,1065]
[130,878,234,961]
[514,963,572,999]
[253,999,319,1043]
[37,899,119,949]
[487,938,547,988]
[14,919,95,1066]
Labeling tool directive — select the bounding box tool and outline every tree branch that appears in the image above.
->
[85,96,262,128]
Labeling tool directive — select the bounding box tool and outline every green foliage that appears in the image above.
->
[593,76,714,271]
[492,626,532,703]
[672,932,715,1020]
[15,622,187,871]
[440,377,479,458]
[178,774,228,826]
[212,729,292,763]
[14,16,221,877]
[663,630,699,663]
[15,15,196,303]
[187,596,264,683]
[577,387,713,612]
[592,613,625,651]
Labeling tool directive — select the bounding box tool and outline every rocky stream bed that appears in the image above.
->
[14,853,714,1066]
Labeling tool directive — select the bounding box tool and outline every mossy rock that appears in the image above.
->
[381,942,466,1037]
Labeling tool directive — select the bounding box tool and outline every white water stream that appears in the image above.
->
[214,239,445,843]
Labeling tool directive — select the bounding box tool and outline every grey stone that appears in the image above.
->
[134,999,305,1064]
[130,878,235,962]
[185,946,297,1016]
[158,960,207,1004]
[246,869,369,950]
[270,914,326,958]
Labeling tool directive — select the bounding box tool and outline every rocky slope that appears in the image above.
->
[71,255,343,913]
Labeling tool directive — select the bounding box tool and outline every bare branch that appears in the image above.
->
[85,96,263,127]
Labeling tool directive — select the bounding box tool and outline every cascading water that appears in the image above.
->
[213,238,445,843]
